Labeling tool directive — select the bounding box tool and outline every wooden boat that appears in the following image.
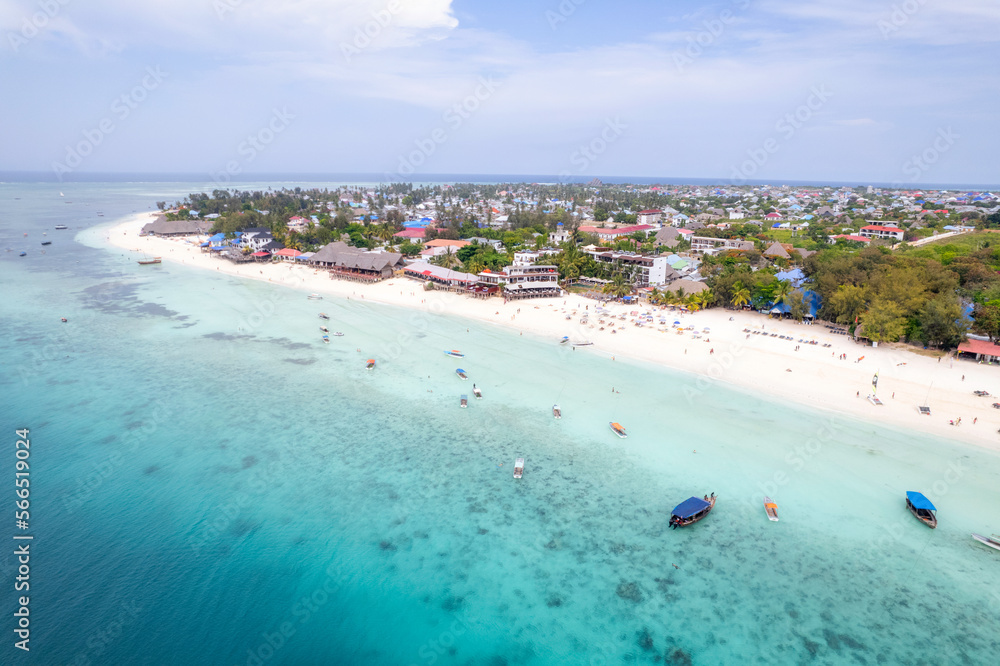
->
[763,496,779,522]
[366,359,376,370]
[455,368,468,380]
[513,458,524,479]
[559,336,569,344]
[307,293,323,300]
[460,394,468,408]
[54,225,68,230]
[669,494,716,528]
[137,257,161,265]
[444,350,464,358]
[41,241,51,246]
[321,335,329,344]
[905,491,937,528]
[19,251,26,256]
[573,341,594,347]
[472,385,482,399]
[609,422,627,438]
[318,313,330,320]
[553,404,561,419]
[320,326,329,333]
[333,332,344,337]
[971,533,1000,552]
[60,317,67,323]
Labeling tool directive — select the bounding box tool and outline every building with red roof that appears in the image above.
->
[860,225,904,241]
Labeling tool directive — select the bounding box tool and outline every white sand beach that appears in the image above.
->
[105,212,1000,452]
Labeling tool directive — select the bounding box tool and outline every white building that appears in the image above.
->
[592,252,674,287]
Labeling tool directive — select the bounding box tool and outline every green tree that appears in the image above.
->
[602,272,632,299]
[918,295,968,348]
[828,284,868,325]
[860,300,907,343]
[973,303,1000,341]
[731,281,751,309]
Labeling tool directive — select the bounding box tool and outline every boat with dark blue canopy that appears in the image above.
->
[669,493,716,528]
[905,491,937,528]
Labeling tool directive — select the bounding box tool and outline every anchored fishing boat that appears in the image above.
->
[444,350,464,358]
[307,293,323,300]
[366,359,376,370]
[455,368,468,380]
[54,225,68,230]
[513,458,524,479]
[669,493,716,528]
[319,326,329,333]
[318,313,330,320]
[971,533,1000,552]
[609,422,627,438]
[333,332,344,337]
[763,497,779,522]
[321,335,329,344]
[552,405,561,419]
[905,491,937,528]
[460,394,468,408]
[137,257,161,265]
[472,385,482,399]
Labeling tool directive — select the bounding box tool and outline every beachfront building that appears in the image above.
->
[636,210,662,225]
[309,241,404,282]
[690,236,755,255]
[420,239,470,257]
[512,249,560,266]
[140,217,212,236]
[403,262,478,290]
[475,265,561,300]
[860,224,905,242]
[957,339,1000,364]
[591,251,675,287]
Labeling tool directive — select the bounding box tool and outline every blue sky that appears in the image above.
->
[2,0,998,185]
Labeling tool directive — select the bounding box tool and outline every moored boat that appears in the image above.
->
[307,293,323,300]
[559,336,569,344]
[19,251,26,256]
[472,384,482,399]
[905,491,937,528]
[333,332,344,337]
[971,533,1000,552]
[318,313,330,320]
[553,404,561,419]
[55,224,67,230]
[513,458,524,479]
[460,394,468,408]
[41,241,51,245]
[322,335,329,344]
[609,422,627,438]
[137,257,162,265]
[456,368,468,380]
[320,326,329,333]
[669,493,716,528]
[444,349,464,358]
[366,359,376,370]
[763,496,779,522]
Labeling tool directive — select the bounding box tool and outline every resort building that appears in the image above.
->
[475,265,561,300]
[636,210,662,225]
[421,239,470,257]
[403,262,478,289]
[140,217,212,236]
[577,224,655,243]
[860,224,905,241]
[309,241,404,282]
[592,251,676,287]
[549,223,572,244]
[690,236,755,255]
[512,249,560,266]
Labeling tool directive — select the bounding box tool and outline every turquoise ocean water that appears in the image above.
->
[1,183,999,665]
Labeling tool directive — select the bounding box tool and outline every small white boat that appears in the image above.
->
[609,422,627,438]
[867,394,883,406]
[972,533,1000,552]
[574,341,593,347]
[460,394,468,408]
[444,349,464,358]
[472,385,482,399]
[513,458,524,479]
[320,326,329,333]
[321,336,329,344]
[559,336,569,344]
[333,332,344,337]
[308,293,323,300]
[553,404,561,419]
[763,497,779,522]
[54,225,68,230]
[455,368,468,380]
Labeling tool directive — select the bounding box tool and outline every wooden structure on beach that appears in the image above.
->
[309,242,403,282]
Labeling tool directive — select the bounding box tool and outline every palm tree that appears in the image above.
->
[433,247,461,269]
[774,279,792,306]
[731,281,751,310]
[602,272,632,300]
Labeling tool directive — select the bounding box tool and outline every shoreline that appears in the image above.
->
[100,212,1000,453]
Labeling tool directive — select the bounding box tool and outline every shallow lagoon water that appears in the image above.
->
[1,183,999,665]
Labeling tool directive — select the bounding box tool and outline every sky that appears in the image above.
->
[1,0,999,186]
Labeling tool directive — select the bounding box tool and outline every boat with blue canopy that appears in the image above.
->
[905,491,937,528]
[455,368,468,380]
[669,493,716,528]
